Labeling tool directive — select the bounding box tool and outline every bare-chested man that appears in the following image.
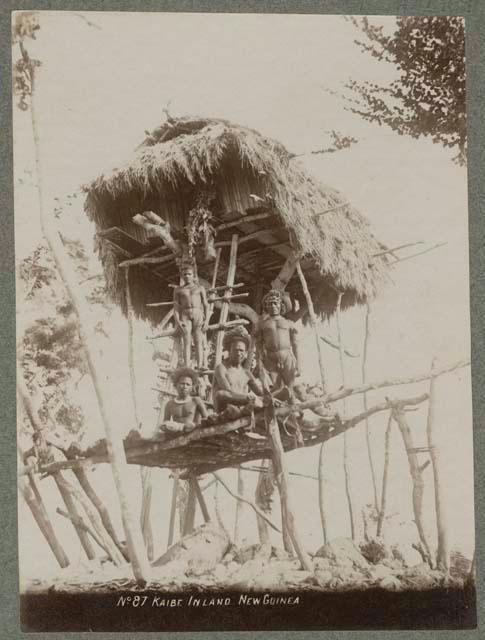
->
[173,261,209,369]
[212,327,263,413]
[254,289,303,402]
[160,368,208,434]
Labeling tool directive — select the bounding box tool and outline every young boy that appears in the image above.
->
[161,367,208,434]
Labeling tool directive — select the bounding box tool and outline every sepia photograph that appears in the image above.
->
[13,10,476,631]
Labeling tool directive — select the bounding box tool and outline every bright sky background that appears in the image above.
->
[13,11,474,582]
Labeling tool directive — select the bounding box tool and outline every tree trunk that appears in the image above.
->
[182,481,197,536]
[362,304,379,514]
[335,293,356,540]
[376,411,393,537]
[265,408,312,571]
[28,63,150,583]
[426,362,449,571]
[393,407,434,566]
[167,471,179,548]
[19,473,70,568]
[318,443,328,544]
[255,459,271,544]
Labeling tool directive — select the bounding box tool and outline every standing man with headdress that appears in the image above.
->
[212,326,263,414]
[254,289,303,402]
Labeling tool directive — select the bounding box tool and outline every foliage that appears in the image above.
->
[12,12,41,111]
[345,16,466,164]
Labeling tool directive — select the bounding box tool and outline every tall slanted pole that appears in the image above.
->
[335,292,356,540]
[426,360,450,571]
[376,411,393,537]
[295,261,326,391]
[295,260,328,543]
[27,56,150,582]
[18,448,70,568]
[125,267,154,562]
[213,236,246,541]
[167,470,179,548]
[264,402,313,571]
[362,304,379,516]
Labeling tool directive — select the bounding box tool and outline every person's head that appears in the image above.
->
[180,262,195,286]
[262,290,285,317]
[229,339,248,366]
[172,367,198,398]
[223,327,251,364]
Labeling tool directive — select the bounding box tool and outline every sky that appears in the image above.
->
[13,11,474,582]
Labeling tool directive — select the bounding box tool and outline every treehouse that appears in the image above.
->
[78,116,392,551]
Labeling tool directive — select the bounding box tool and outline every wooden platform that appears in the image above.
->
[42,410,342,479]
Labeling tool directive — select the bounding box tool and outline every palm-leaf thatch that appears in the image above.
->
[83,116,390,324]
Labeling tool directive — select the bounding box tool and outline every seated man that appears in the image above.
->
[160,367,208,434]
[212,327,263,414]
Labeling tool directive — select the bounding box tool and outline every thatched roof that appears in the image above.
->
[83,116,390,323]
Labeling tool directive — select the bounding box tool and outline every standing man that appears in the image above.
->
[254,289,303,402]
[173,260,210,369]
[212,327,263,413]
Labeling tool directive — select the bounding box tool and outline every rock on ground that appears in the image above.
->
[315,538,370,571]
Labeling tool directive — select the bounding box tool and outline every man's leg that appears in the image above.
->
[182,320,192,366]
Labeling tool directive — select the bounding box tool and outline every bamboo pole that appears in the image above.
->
[376,411,393,537]
[362,304,379,515]
[19,473,70,568]
[426,360,450,571]
[296,261,326,391]
[393,407,434,566]
[335,292,356,540]
[215,234,239,364]
[25,45,150,582]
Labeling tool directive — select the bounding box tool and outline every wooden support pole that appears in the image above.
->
[215,234,239,364]
[213,472,281,532]
[53,473,96,560]
[376,411,393,537]
[296,261,326,391]
[426,360,450,571]
[393,407,434,566]
[254,459,271,544]
[191,477,211,523]
[69,464,129,561]
[264,406,313,571]
[335,292,356,541]
[182,481,197,536]
[167,471,179,548]
[19,473,70,568]
[318,443,328,544]
[233,466,245,544]
[361,304,380,516]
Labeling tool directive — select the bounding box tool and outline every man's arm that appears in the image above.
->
[200,286,210,330]
[247,370,263,396]
[290,322,301,375]
[195,397,209,421]
[163,401,173,421]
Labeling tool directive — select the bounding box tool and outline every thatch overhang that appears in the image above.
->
[83,116,390,324]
